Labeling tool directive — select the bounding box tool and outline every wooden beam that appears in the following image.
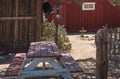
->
[95,27,110,79]
[0,17,37,20]
[14,0,19,47]
[36,0,42,41]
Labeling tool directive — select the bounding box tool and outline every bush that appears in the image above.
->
[41,21,71,50]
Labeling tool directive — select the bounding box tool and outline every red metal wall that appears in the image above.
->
[47,0,120,32]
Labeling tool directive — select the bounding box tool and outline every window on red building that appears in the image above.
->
[82,2,96,10]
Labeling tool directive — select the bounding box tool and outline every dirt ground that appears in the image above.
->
[68,34,96,60]
[68,34,96,79]
[0,34,119,79]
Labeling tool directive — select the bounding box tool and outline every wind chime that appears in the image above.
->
[108,0,120,6]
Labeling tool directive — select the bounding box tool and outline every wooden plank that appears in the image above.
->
[15,53,26,57]
[36,0,42,41]
[18,0,25,48]
[0,16,36,20]
[62,53,83,73]
[50,42,61,56]
[4,53,26,77]
[45,42,61,57]
[0,21,2,43]
[5,21,11,47]
[27,42,62,58]
[46,42,55,57]
[31,0,37,45]
[1,21,5,47]
[13,0,19,47]
[21,69,68,78]
[41,42,49,57]
[27,42,42,58]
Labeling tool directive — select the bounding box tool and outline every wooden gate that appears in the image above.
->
[0,0,42,53]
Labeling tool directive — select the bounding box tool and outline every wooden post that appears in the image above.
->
[95,27,111,79]
[79,27,87,37]
[55,0,60,45]
[115,28,117,41]
[36,0,42,41]
[118,28,120,54]
[117,27,120,41]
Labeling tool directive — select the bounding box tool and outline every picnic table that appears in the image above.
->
[4,41,83,79]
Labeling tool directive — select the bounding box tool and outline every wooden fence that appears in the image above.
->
[0,0,42,54]
[95,27,120,79]
[110,27,120,68]
[111,27,120,55]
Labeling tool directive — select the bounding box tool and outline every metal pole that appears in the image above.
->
[55,0,59,45]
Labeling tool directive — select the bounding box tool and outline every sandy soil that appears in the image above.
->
[68,34,96,60]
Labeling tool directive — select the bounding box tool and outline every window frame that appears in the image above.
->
[82,2,96,10]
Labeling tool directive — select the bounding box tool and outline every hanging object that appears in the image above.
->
[42,1,52,14]
[61,0,83,5]
[108,0,120,6]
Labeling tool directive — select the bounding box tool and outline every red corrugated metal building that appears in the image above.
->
[47,0,120,32]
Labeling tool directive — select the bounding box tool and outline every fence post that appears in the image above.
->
[95,27,111,79]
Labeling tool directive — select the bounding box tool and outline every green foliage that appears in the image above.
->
[41,21,71,50]
[108,0,120,6]
[41,21,55,41]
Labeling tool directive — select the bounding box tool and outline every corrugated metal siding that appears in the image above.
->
[48,0,120,32]
[103,0,120,28]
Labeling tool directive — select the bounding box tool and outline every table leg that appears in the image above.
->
[24,58,40,71]
[20,58,73,79]
[42,62,45,69]
[23,58,33,67]
[60,73,73,79]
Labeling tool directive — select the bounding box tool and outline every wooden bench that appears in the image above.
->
[4,53,26,79]
[62,52,83,73]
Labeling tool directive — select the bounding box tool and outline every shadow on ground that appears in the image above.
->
[74,58,120,79]
[1,57,120,79]
[73,58,96,79]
